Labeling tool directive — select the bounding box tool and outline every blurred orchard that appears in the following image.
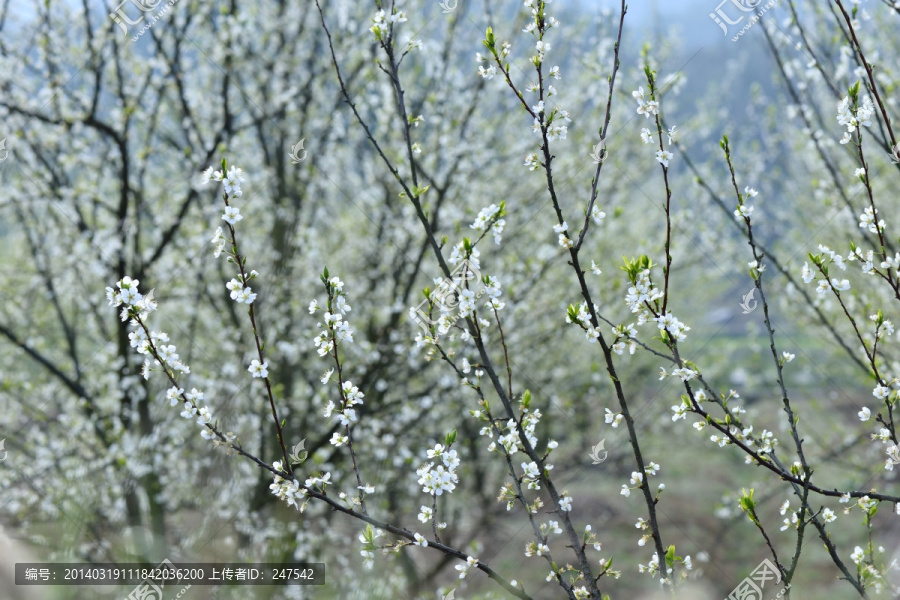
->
[0,0,899,598]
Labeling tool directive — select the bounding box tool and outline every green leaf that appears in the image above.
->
[483,27,495,50]
[665,545,676,568]
[445,429,457,446]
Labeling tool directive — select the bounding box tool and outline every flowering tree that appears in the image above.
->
[1,0,899,599]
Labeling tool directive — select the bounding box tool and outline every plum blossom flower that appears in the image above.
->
[656,149,673,167]
[455,555,479,579]
[248,359,268,378]
[222,166,245,196]
[222,206,242,225]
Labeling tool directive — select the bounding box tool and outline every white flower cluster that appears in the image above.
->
[107,276,144,308]
[210,227,228,258]
[625,269,664,313]
[416,443,460,496]
[634,89,680,168]
[311,277,354,356]
[169,387,216,445]
[455,555,479,579]
[620,462,660,498]
[733,186,758,220]
[837,94,874,143]
[524,540,550,557]
[476,41,509,78]
[470,204,505,245]
[108,279,190,382]
[605,408,623,428]
[611,323,638,355]
[653,312,690,342]
[637,549,692,586]
[487,410,543,457]
[358,526,387,570]
[107,276,156,321]
[416,505,448,530]
[859,206,885,234]
[638,552,659,575]
[370,7,406,41]
[552,221,571,248]
[412,255,504,341]
[476,55,497,80]
[847,542,894,591]
[323,381,365,432]
[521,460,542,490]
[108,278,232,445]
[695,393,778,459]
[531,107,570,143]
[779,499,828,534]
[222,206,242,225]
[632,87,659,118]
[738,426,778,456]
[448,242,480,269]
[201,165,245,197]
[671,399,689,421]
[304,471,332,492]
[269,462,308,510]
[482,275,505,313]
[801,245,853,296]
[226,276,257,304]
[883,443,900,471]
[566,301,601,342]
[248,359,268,378]
[618,267,693,352]
[656,149,673,168]
[657,366,699,382]
[848,245,876,275]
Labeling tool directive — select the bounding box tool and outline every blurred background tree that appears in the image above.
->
[0,1,898,598]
